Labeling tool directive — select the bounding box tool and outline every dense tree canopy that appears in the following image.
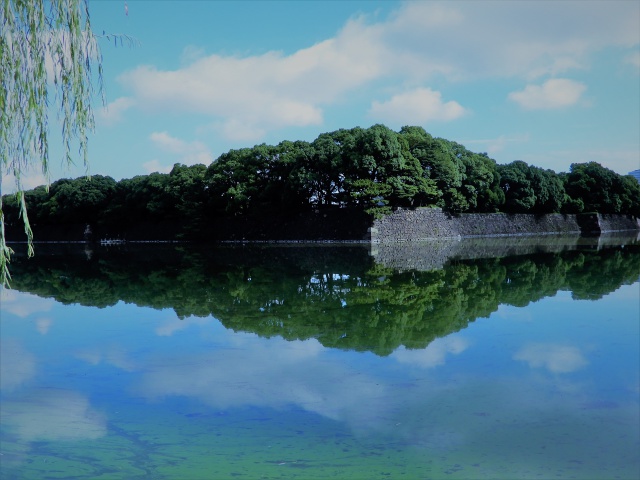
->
[3,125,639,242]
[564,162,640,216]
[497,161,567,214]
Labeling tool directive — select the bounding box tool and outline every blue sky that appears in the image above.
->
[6,0,640,191]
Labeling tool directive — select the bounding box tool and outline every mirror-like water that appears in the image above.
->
[1,237,639,479]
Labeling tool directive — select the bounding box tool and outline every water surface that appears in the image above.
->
[1,238,639,479]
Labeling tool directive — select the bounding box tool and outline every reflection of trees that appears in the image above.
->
[8,243,640,356]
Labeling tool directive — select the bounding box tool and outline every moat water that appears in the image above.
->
[1,238,639,479]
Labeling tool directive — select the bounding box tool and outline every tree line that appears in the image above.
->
[8,243,640,356]
[3,125,640,239]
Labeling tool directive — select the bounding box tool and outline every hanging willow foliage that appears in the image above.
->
[0,0,105,286]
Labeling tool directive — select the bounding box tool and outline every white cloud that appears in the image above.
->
[1,171,49,195]
[212,119,268,143]
[514,343,589,374]
[181,45,207,65]
[369,88,467,124]
[119,51,327,142]
[150,131,212,162]
[142,159,172,174]
[143,131,214,173]
[378,1,639,80]
[508,78,587,109]
[116,1,638,141]
[464,134,531,155]
[116,12,386,140]
[97,96,135,125]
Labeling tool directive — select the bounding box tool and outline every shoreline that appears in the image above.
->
[5,209,639,245]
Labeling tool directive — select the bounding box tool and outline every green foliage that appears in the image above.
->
[1,0,101,183]
[107,173,172,222]
[49,175,117,223]
[564,162,640,215]
[498,161,537,213]
[460,151,504,213]
[410,136,465,211]
[397,130,505,213]
[303,131,348,206]
[205,144,287,215]
[102,164,209,237]
[346,178,392,217]
[498,161,567,214]
[203,124,441,219]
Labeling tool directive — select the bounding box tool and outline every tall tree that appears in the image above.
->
[411,137,467,212]
[303,131,347,206]
[45,175,117,224]
[446,142,504,213]
[565,162,640,215]
[342,125,436,215]
[498,161,536,213]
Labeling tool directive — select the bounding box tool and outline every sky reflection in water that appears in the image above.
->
[1,243,639,479]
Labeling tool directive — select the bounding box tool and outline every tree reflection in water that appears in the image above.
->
[7,236,640,356]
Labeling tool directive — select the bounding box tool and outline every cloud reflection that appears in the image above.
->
[36,317,53,335]
[391,336,469,368]
[137,335,389,433]
[0,338,36,392]
[0,288,54,318]
[1,390,107,441]
[75,345,137,372]
[514,343,589,373]
[155,315,214,336]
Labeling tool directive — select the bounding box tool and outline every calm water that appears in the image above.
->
[1,237,639,479]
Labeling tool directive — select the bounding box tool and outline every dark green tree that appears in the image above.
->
[205,147,267,215]
[499,161,566,214]
[297,130,351,207]
[341,125,437,216]
[498,161,537,213]
[406,135,468,212]
[41,175,117,224]
[447,143,504,213]
[565,162,640,215]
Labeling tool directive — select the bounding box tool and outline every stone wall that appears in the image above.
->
[597,214,640,233]
[369,208,640,243]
